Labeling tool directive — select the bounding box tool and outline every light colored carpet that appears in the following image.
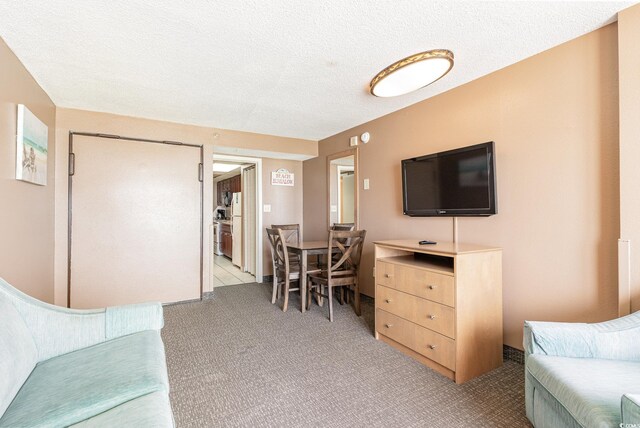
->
[162,283,530,427]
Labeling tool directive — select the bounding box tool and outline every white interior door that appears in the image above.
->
[70,135,202,308]
[242,166,257,275]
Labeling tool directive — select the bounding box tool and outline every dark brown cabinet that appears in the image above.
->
[216,175,241,206]
[220,223,232,259]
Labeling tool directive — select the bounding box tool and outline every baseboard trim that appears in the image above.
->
[503,345,524,364]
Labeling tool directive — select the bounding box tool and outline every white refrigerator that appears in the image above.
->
[231,192,242,267]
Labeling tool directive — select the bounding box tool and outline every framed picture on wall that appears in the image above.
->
[16,104,48,186]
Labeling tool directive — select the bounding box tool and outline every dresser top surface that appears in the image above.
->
[373,240,502,255]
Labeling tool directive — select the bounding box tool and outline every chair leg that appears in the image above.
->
[282,277,290,312]
[306,278,312,311]
[317,285,324,307]
[271,275,278,304]
[354,279,361,317]
[328,284,334,322]
[339,287,344,305]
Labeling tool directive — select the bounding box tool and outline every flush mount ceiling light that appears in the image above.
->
[369,49,454,97]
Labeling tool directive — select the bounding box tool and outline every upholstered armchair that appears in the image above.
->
[524,311,640,427]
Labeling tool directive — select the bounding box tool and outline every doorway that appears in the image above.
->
[211,154,262,287]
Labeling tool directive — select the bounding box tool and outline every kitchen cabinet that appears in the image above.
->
[216,175,241,206]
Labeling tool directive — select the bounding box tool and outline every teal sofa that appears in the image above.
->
[0,277,174,427]
[524,312,640,428]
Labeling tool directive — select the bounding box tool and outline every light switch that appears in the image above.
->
[349,136,358,147]
[263,204,271,213]
[330,205,338,213]
[363,178,370,190]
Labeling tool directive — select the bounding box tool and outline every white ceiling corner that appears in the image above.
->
[0,1,634,141]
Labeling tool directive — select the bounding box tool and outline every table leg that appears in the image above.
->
[300,249,307,313]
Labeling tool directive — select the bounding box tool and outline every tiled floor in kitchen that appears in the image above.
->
[212,255,255,286]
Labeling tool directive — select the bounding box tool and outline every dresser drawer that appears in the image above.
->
[395,265,455,307]
[414,299,455,339]
[376,286,414,320]
[414,325,456,370]
[375,309,415,349]
[376,261,395,288]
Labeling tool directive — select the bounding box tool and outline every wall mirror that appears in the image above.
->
[327,148,359,229]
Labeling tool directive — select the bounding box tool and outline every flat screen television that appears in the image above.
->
[401,141,497,217]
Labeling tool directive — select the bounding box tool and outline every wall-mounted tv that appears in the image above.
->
[401,141,497,217]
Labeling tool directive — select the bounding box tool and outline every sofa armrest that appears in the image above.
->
[524,320,594,358]
[524,311,640,360]
[106,303,164,339]
[622,394,640,424]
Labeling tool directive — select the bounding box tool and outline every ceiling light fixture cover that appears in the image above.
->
[369,49,454,97]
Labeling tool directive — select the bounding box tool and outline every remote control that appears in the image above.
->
[418,240,437,245]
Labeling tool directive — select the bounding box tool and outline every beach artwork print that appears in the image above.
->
[16,104,48,185]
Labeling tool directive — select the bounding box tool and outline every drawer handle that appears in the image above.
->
[427,344,437,350]
[384,323,393,329]
[384,274,393,278]
[427,285,437,290]
[427,314,436,320]
[384,299,392,303]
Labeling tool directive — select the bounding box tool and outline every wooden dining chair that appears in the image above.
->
[266,227,300,312]
[306,229,366,322]
[328,223,356,303]
[271,224,300,246]
[270,223,301,289]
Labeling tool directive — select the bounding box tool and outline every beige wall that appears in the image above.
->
[0,38,56,302]
[304,24,620,350]
[55,108,313,305]
[261,158,304,276]
[618,4,640,314]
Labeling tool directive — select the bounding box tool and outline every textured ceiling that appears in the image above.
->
[0,1,634,140]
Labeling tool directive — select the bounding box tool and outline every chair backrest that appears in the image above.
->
[266,228,291,271]
[331,223,355,231]
[327,229,366,275]
[271,224,300,246]
[330,223,355,246]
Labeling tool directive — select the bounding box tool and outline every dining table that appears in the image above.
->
[286,240,332,313]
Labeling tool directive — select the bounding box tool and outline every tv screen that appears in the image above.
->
[402,142,497,216]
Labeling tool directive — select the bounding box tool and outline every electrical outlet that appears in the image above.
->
[263,204,271,213]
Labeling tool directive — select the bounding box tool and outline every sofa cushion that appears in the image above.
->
[527,354,640,428]
[69,391,174,428]
[0,299,38,418]
[0,330,169,428]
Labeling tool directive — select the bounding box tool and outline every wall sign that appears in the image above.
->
[271,168,294,186]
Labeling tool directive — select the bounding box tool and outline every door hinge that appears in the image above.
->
[198,163,203,182]
[69,153,75,176]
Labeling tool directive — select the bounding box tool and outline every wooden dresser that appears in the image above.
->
[374,240,502,384]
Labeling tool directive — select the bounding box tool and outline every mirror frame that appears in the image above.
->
[326,148,359,230]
